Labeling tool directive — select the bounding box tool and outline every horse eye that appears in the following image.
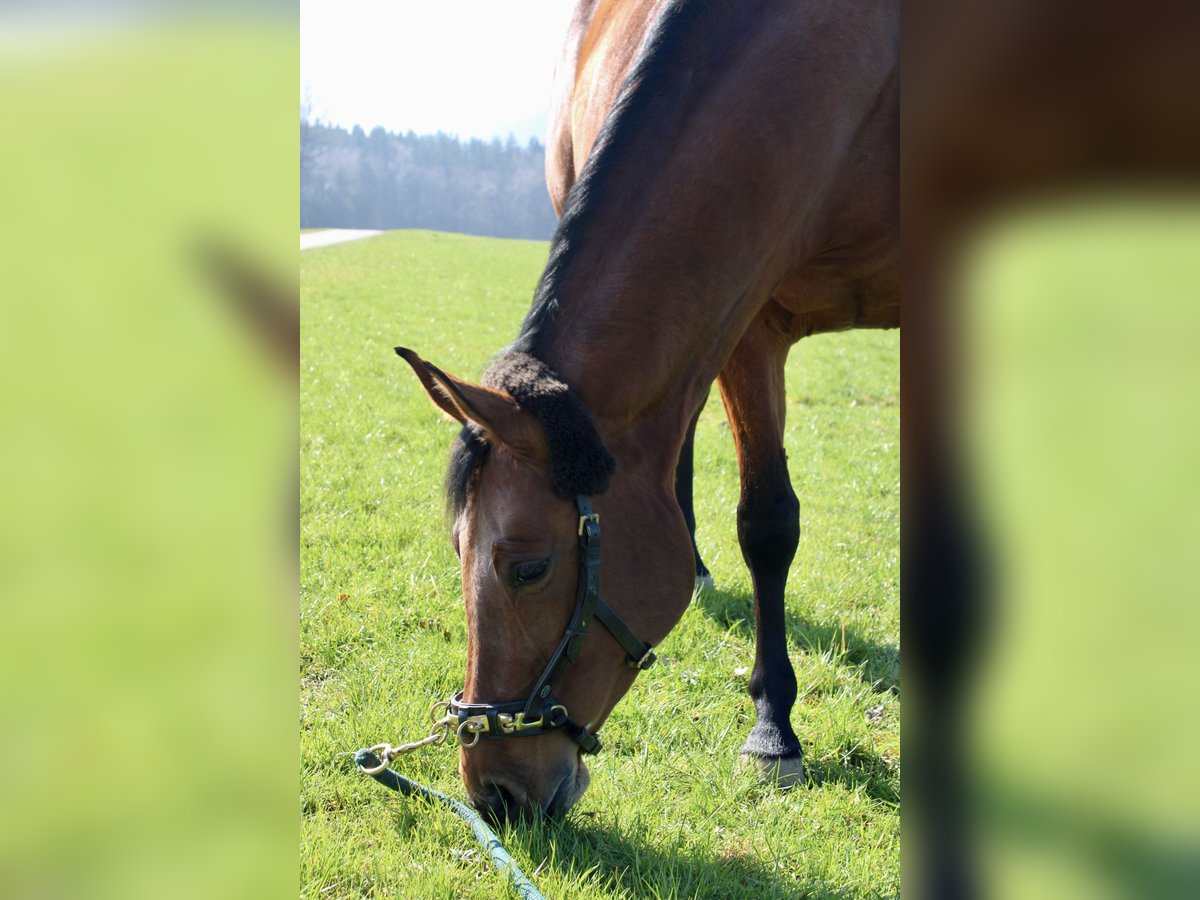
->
[511,558,550,588]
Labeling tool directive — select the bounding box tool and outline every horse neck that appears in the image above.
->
[524,157,793,479]
[522,220,781,479]
[519,0,882,477]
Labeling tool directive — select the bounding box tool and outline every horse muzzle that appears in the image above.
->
[465,750,590,823]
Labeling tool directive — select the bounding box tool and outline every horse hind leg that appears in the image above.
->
[717,317,803,787]
[675,401,713,591]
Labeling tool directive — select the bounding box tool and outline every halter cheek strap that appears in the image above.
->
[446,495,655,755]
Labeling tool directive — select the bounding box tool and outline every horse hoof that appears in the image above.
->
[739,752,805,789]
[694,573,715,594]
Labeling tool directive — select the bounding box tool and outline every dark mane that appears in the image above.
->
[445,353,616,518]
[445,424,489,520]
[447,2,736,517]
[515,0,742,356]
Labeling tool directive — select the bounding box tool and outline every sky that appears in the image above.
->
[301,0,575,142]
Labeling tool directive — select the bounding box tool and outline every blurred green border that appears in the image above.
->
[0,17,299,899]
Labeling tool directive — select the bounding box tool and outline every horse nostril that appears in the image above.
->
[491,782,517,815]
[475,780,526,824]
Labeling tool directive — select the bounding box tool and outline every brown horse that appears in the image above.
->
[397,0,897,821]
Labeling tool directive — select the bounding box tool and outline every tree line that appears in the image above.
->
[301,118,558,241]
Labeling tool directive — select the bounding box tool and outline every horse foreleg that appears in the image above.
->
[675,401,713,590]
[718,318,804,787]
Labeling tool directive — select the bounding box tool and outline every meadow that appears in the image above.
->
[301,230,899,898]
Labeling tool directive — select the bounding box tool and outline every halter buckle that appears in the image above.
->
[456,715,489,748]
[630,646,657,670]
[496,704,567,735]
[578,511,600,536]
[496,710,540,733]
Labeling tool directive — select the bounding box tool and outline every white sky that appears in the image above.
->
[300,0,575,141]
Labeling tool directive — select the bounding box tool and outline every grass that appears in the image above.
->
[301,230,899,898]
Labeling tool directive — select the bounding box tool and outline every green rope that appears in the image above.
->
[354,748,546,900]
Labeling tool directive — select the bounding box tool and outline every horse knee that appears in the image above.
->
[737,488,799,573]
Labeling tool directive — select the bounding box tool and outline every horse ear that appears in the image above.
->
[394,347,547,460]
[395,346,467,422]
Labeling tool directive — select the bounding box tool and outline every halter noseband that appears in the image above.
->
[446,495,656,755]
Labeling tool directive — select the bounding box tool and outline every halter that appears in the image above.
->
[445,495,656,755]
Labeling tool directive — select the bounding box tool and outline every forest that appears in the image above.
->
[300,119,558,240]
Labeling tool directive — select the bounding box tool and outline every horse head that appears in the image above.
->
[396,347,694,822]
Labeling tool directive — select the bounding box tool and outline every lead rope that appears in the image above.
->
[355,732,546,900]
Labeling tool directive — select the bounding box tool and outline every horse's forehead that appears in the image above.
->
[466,450,560,536]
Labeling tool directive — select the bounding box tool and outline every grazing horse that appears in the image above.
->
[397,0,897,821]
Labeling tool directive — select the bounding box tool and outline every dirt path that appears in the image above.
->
[300,229,383,250]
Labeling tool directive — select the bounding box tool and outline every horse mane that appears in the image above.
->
[445,424,488,520]
[445,352,616,519]
[447,1,733,517]
[515,0,740,356]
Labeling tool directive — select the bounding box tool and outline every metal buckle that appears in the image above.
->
[578,512,600,536]
[456,715,489,748]
[630,646,656,670]
[496,705,568,734]
[496,710,542,733]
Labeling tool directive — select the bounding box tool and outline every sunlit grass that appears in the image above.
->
[301,230,899,898]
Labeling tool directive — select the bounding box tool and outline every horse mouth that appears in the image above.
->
[545,757,590,817]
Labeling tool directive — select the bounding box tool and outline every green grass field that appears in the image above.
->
[301,230,899,898]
